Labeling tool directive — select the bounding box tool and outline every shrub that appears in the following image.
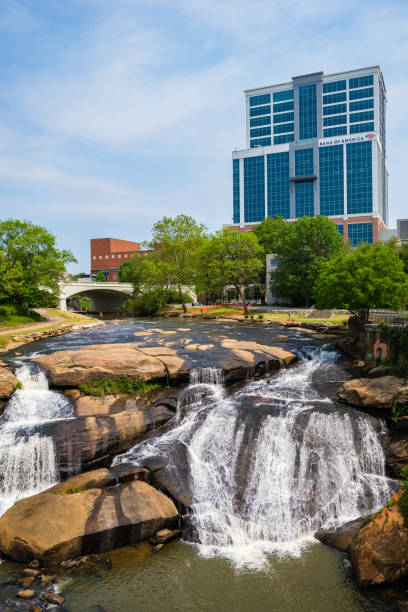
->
[78,376,161,396]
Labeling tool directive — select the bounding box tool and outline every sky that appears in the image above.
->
[0,0,407,272]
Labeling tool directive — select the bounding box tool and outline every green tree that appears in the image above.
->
[399,242,408,275]
[95,271,107,282]
[148,215,207,313]
[253,215,288,255]
[0,219,76,308]
[274,216,344,306]
[315,242,408,324]
[197,230,263,315]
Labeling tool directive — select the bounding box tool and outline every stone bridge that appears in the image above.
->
[57,281,133,312]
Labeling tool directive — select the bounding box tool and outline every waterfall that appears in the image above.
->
[0,363,73,516]
[115,349,397,567]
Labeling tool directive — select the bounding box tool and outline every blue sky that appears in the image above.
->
[1,0,407,272]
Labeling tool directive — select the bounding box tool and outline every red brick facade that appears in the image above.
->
[91,238,142,281]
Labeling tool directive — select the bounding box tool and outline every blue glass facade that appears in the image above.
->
[348,222,373,246]
[233,159,240,224]
[323,80,346,93]
[319,145,344,216]
[244,156,265,222]
[336,224,344,236]
[347,141,372,214]
[299,84,317,140]
[295,148,314,176]
[295,182,314,217]
[267,152,290,219]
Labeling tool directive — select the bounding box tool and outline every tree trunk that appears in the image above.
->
[237,285,248,316]
[178,286,187,314]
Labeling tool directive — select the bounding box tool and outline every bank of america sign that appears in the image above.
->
[319,133,376,147]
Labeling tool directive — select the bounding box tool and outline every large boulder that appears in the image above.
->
[34,341,296,388]
[0,468,179,563]
[315,518,367,552]
[0,366,18,399]
[348,492,408,586]
[338,376,408,411]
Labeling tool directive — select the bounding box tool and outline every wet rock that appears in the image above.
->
[338,377,408,411]
[22,568,40,577]
[315,518,367,552]
[144,441,192,508]
[0,471,179,563]
[40,574,56,584]
[18,576,34,587]
[388,435,408,477]
[348,491,408,586]
[41,592,65,605]
[367,365,394,379]
[155,528,181,544]
[0,366,18,399]
[17,589,35,599]
[152,543,164,553]
[28,559,40,569]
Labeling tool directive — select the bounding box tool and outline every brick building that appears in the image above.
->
[91,238,145,281]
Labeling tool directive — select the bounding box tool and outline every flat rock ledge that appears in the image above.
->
[34,341,297,387]
[0,466,179,564]
[337,376,408,411]
[0,365,18,399]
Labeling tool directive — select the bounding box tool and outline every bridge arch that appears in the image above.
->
[58,281,133,313]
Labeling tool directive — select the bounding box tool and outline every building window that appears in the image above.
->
[349,75,374,89]
[347,141,372,214]
[323,103,347,116]
[295,181,314,217]
[295,148,314,177]
[92,255,96,260]
[112,254,115,259]
[323,115,347,127]
[118,254,121,259]
[250,126,271,138]
[250,116,271,127]
[299,83,317,140]
[273,101,294,113]
[250,137,271,148]
[274,134,294,145]
[336,224,344,236]
[113,274,118,280]
[267,152,290,219]
[319,145,344,216]
[349,111,374,123]
[273,90,294,102]
[323,80,346,93]
[349,99,374,112]
[249,105,271,117]
[124,254,128,258]
[250,93,270,107]
[349,87,374,100]
[323,92,347,105]
[323,126,347,137]
[99,256,102,260]
[233,159,240,224]
[273,112,294,124]
[350,122,374,134]
[244,156,265,223]
[348,222,373,247]
[274,122,294,134]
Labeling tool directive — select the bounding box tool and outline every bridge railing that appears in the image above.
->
[370,309,408,327]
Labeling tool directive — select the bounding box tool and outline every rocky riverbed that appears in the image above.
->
[0,318,407,611]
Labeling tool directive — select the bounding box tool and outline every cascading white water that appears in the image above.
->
[0,363,73,516]
[114,347,397,567]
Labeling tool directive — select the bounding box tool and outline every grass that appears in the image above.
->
[0,308,99,351]
[78,376,162,397]
[0,303,44,329]
[261,312,349,325]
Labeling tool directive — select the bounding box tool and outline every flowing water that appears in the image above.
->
[0,321,402,611]
[0,362,73,515]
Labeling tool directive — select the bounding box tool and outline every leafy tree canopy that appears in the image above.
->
[95,271,107,282]
[315,241,408,324]
[252,215,288,256]
[0,219,76,308]
[273,215,344,306]
[197,230,263,315]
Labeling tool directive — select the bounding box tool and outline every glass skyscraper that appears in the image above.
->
[231,67,388,245]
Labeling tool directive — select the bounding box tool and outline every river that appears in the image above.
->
[0,319,402,611]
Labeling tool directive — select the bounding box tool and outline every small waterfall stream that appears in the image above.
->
[115,345,397,567]
[0,363,73,516]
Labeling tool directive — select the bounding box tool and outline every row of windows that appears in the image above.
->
[273,90,294,102]
[323,126,347,137]
[250,126,271,138]
[274,133,294,145]
[323,80,347,93]
[274,122,295,134]
[273,111,294,124]
[250,105,271,117]
[323,103,347,116]
[323,92,347,105]
[349,98,374,112]
[250,115,271,127]
[267,152,290,218]
[349,87,373,100]
[250,137,271,148]
[93,253,131,260]
[273,101,294,113]
[324,114,347,127]
[323,75,373,94]
[250,93,270,107]
[295,148,314,176]
[319,145,344,216]
[233,159,240,224]
[350,110,374,123]
[348,222,373,246]
[347,141,372,214]
[295,181,314,217]
[350,122,374,134]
